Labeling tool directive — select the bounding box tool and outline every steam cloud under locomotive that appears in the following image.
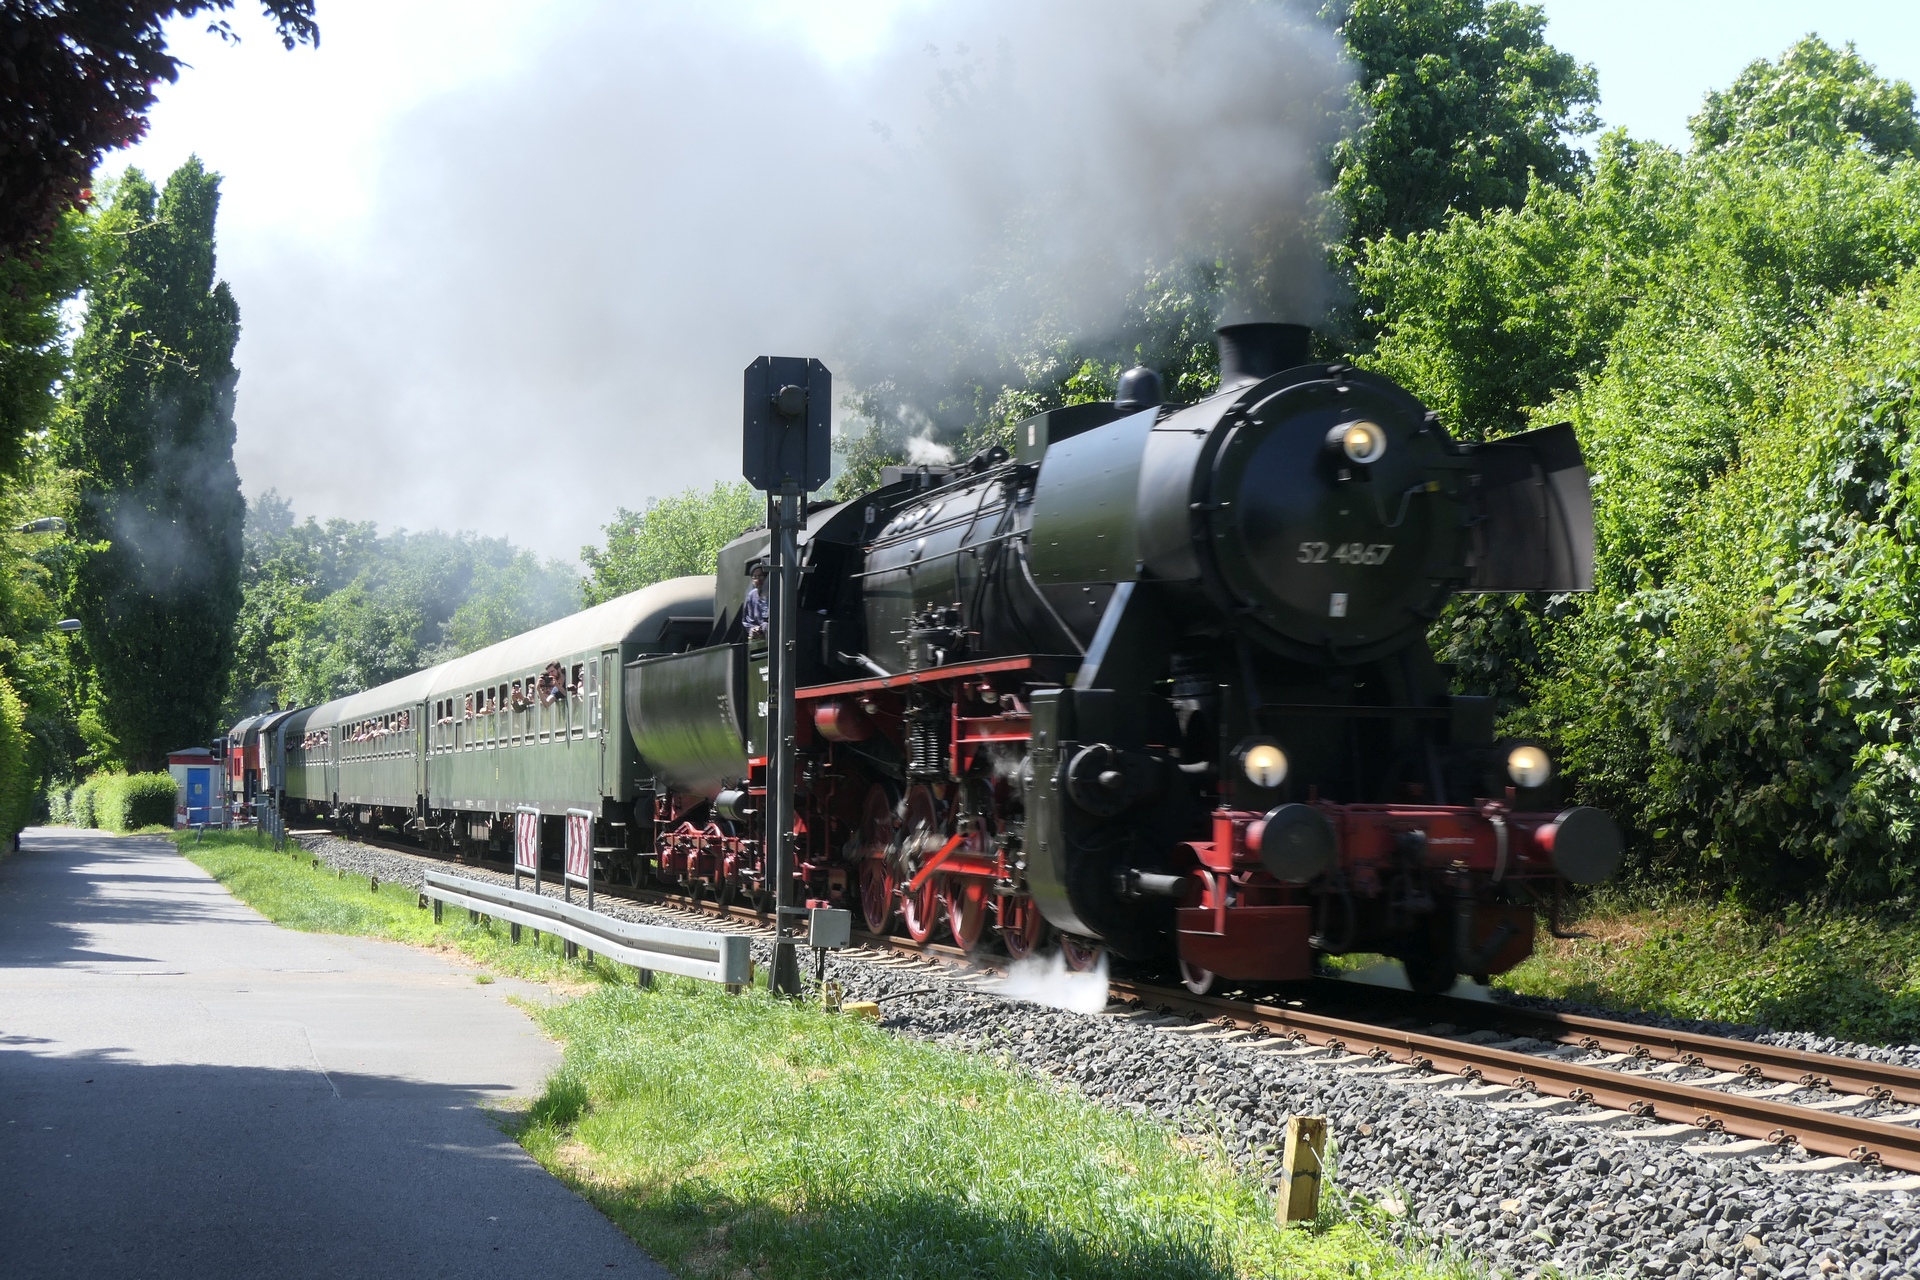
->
[234,321,1621,996]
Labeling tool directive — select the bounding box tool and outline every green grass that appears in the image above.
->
[177,831,1453,1280]
[1494,887,1920,1045]
[178,829,637,987]
[516,983,1441,1280]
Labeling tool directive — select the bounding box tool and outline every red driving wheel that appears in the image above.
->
[859,858,896,935]
[998,896,1046,960]
[944,878,989,952]
[900,873,938,943]
[1060,934,1104,973]
[856,785,898,934]
[897,785,944,944]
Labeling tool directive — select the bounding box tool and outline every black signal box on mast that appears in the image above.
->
[743,354,831,998]
[742,357,831,492]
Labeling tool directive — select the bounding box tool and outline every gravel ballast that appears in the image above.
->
[281,831,1920,1280]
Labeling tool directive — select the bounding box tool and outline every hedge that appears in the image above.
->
[91,772,178,833]
[68,777,98,829]
[0,677,29,844]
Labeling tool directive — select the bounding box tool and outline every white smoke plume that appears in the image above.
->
[987,949,1112,1015]
[903,434,956,467]
[207,1,1351,555]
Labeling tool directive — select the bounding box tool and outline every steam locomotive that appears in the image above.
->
[628,322,1621,993]
[229,321,1616,994]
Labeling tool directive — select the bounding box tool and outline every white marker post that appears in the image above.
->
[564,808,595,962]
[513,805,541,943]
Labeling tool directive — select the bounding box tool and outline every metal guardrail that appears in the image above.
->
[422,868,754,987]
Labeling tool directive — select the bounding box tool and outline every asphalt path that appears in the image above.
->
[0,827,666,1279]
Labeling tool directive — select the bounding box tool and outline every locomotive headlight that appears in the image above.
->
[1333,419,1388,465]
[1506,744,1553,789]
[1240,740,1289,789]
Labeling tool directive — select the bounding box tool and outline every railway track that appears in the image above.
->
[297,825,1920,1177]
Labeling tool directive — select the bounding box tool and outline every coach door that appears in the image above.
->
[597,650,616,799]
[415,700,429,814]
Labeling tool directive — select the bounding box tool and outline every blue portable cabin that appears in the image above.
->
[168,748,223,828]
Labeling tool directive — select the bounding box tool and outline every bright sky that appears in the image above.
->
[113,1,1920,561]
[1533,0,1920,148]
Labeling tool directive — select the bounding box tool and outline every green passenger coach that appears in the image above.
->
[275,576,715,864]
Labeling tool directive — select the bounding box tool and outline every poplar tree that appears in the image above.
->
[62,159,244,769]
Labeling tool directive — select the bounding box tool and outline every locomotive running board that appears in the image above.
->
[799,655,1053,699]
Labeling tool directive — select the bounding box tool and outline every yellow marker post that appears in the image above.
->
[1280,1115,1327,1224]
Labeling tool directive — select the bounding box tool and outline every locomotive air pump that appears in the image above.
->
[743,355,832,996]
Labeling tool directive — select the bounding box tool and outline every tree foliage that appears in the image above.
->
[1692,36,1919,163]
[0,1,316,263]
[443,552,582,654]
[226,491,579,713]
[60,160,245,769]
[580,482,763,606]
[0,211,89,479]
[1325,0,1599,247]
[0,674,30,840]
[1361,37,1920,900]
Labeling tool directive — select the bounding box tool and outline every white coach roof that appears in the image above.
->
[298,576,715,730]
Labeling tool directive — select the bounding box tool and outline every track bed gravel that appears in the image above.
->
[287,831,1920,1280]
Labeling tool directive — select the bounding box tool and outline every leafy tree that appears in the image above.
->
[1326,0,1599,247]
[1358,36,1920,900]
[60,160,245,770]
[442,551,581,654]
[1693,36,1919,163]
[0,212,89,478]
[0,1,317,263]
[224,492,579,713]
[1355,134,1686,437]
[0,453,94,784]
[581,482,764,605]
[0,674,30,841]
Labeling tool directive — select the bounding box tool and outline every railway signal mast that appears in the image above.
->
[742,356,832,997]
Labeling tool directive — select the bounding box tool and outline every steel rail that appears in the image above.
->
[1411,994,1920,1107]
[1112,979,1920,1173]
[295,826,1920,1170]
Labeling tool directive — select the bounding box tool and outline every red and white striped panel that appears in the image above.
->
[514,810,539,873]
[565,811,592,885]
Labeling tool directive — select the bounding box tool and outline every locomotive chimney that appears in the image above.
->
[1215,322,1313,388]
